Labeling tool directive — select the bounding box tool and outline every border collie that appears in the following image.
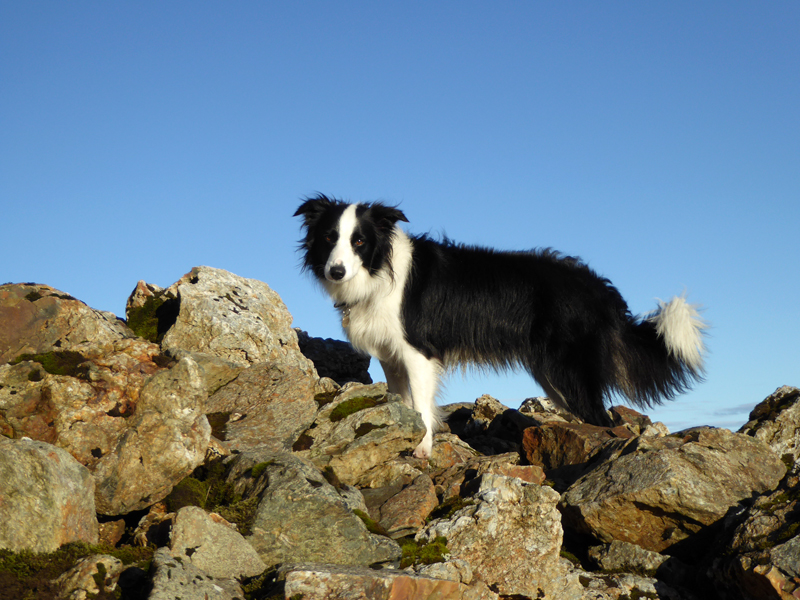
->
[295,194,707,458]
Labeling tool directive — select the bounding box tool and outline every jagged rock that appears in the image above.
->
[148,547,245,600]
[225,449,401,568]
[709,463,800,600]
[522,421,635,490]
[295,328,372,385]
[0,338,166,462]
[428,433,480,469]
[168,506,266,579]
[519,395,576,423]
[432,451,545,501]
[92,356,211,515]
[0,283,135,364]
[609,405,654,433]
[283,564,489,600]
[417,473,578,598]
[293,382,426,485]
[560,427,787,553]
[589,540,694,590]
[155,266,316,375]
[204,361,317,453]
[0,438,98,552]
[54,554,124,600]
[362,473,439,538]
[132,502,173,547]
[739,385,800,464]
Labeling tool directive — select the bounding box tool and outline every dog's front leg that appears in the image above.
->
[380,359,411,406]
[402,350,441,459]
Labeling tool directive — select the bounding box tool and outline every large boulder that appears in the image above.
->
[168,506,266,579]
[204,361,317,453]
[0,438,98,552]
[293,383,426,485]
[225,450,401,568]
[417,473,576,598]
[92,356,211,514]
[148,548,245,600]
[0,283,134,364]
[559,427,786,553]
[150,266,316,375]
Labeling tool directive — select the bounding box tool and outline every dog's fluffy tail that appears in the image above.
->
[616,295,708,409]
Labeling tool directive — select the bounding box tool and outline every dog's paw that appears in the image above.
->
[412,435,433,459]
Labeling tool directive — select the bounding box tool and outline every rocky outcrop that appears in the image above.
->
[1,269,797,600]
[559,427,786,553]
[0,437,98,553]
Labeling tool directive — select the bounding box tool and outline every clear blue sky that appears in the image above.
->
[2,2,798,432]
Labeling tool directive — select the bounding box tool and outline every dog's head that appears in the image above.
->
[294,194,407,284]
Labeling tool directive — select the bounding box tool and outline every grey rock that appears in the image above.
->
[92,356,211,514]
[0,438,98,553]
[158,266,316,374]
[739,385,800,464]
[205,361,317,453]
[418,473,579,599]
[283,564,478,600]
[293,382,426,485]
[169,506,266,579]
[560,427,786,553]
[226,450,401,568]
[147,548,245,600]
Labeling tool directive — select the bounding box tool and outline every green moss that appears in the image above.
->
[398,536,449,569]
[0,542,153,600]
[215,496,261,537]
[560,548,582,566]
[250,461,274,480]
[165,477,209,512]
[10,351,88,378]
[353,509,390,537]
[126,296,166,343]
[329,396,384,422]
[427,496,475,522]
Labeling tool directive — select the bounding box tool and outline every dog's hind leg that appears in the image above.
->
[380,359,411,405]
[400,349,442,459]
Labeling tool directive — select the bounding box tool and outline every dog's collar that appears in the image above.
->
[334,301,357,327]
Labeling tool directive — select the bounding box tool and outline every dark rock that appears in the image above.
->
[295,328,371,385]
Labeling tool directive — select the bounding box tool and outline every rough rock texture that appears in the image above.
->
[709,462,800,600]
[283,564,489,600]
[296,328,372,385]
[54,554,124,600]
[148,547,245,600]
[205,361,317,453]
[157,266,316,374]
[92,356,211,514]
[432,451,545,501]
[226,450,401,568]
[294,383,426,485]
[418,473,576,598]
[739,385,800,463]
[363,473,439,539]
[0,437,98,552]
[560,427,787,552]
[522,421,635,489]
[0,283,135,364]
[169,506,266,579]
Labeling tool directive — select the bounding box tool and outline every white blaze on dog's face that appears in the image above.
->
[324,204,363,283]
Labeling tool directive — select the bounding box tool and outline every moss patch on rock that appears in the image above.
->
[10,351,88,378]
[398,536,449,569]
[329,396,385,422]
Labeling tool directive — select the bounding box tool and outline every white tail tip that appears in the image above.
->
[651,295,708,371]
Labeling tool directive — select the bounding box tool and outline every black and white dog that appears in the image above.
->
[295,194,707,458]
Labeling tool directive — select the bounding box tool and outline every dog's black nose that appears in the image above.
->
[329,265,346,280]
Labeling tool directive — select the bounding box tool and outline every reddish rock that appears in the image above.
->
[522,421,634,472]
[368,473,439,538]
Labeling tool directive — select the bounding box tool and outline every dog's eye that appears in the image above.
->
[353,237,365,247]
[325,233,337,243]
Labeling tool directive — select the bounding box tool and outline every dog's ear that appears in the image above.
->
[294,194,334,227]
[366,202,408,231]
